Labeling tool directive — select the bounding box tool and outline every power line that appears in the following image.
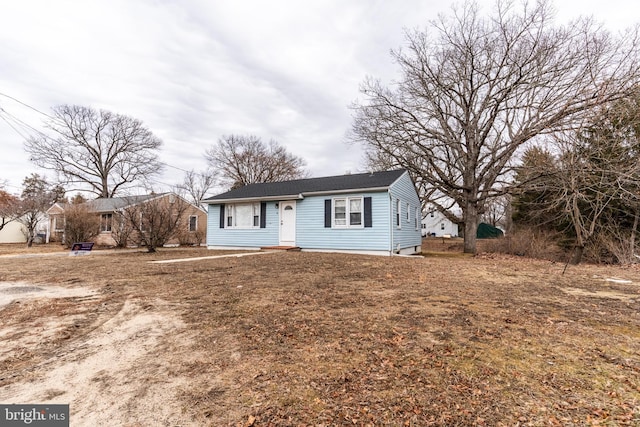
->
[0,110,31,140]
[0,91,219,193]
[0,91,54,120]
[0,107,50,140]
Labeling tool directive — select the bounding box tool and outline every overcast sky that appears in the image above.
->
[0,0,637,197]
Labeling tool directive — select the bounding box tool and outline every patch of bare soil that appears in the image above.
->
[0,246,639,426]
[0,257,200,425]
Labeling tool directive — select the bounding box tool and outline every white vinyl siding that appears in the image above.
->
[296,193,390,251]
[389,172,422,252]
[207,202,277,248]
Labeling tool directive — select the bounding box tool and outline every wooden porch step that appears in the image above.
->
[261,246,301,252]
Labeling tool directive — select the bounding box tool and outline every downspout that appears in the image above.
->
[389,193,393,256]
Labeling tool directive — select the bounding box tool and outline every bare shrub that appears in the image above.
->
[483,229,564,261]
[121,195,190,253]
[63,204,100,248]
[193,229,205,246]
[174,228,206,247]
[110,212,136,248]
[175,229,195,246]
[584,230,638,265]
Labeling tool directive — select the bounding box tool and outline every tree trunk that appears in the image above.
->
[463,202,479,254]
[571,245,584,265]
[631,210,639,258]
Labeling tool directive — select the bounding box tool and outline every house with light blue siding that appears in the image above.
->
[202,169,422,256]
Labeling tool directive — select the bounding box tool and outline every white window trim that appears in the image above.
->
[415,207,419,230]
[188,215,198,232]
[53,216,64,232]
[225,202,261,229]
[396,199,401,229]
[332,196,364,229]
[100,213,112,233]
[406,202,410,223]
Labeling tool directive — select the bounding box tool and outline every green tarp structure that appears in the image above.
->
[476,222,504,239]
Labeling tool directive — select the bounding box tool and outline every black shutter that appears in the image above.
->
[260,202,267,228]
[364,197,372,227]
[219,204,225,228]
[324,199,332,228]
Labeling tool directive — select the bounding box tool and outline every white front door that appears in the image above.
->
[279,201,296,246]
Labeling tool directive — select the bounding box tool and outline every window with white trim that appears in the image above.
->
[225,203,261,228]
[396,199,401,229]
[100,213,112,232]
[333,197,363,228]
[188,215,197,232]
[415,207,419,230]
[406,203,410,223]
[53,216,64,232]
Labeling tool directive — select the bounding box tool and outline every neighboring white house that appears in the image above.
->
[0,220,27,243]
[0,215,48,244]
[421,209,459,237]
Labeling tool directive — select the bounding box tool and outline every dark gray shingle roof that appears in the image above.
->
[203,169,407,202]
[86,194,162,212]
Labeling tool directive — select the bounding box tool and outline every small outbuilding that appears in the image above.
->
[476,222,504,239]
[202,169,422,256]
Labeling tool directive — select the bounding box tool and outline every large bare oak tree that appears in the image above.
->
[25,105,163,198]
[351,0,640,253]
[205,135,307,190]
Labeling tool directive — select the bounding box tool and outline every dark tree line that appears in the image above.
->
[513,93,640,264]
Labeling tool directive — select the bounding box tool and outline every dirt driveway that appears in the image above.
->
[0,246,639,425]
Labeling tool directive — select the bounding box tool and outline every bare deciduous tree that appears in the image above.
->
[176,169,218,209]
[514,94,640,264]
[205,135,307,190]
[18,174,64,247]
[481,195,512,231]
[351,0,640,253]
[25,105,163,198]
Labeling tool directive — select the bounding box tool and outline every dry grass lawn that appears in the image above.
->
[0,242,639,426]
